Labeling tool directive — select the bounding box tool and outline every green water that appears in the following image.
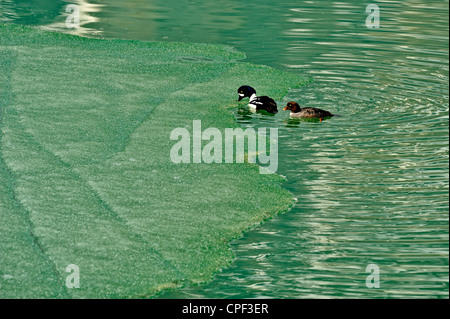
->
[1,0,448,298]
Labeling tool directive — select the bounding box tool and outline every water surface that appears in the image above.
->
[1,0,448,298]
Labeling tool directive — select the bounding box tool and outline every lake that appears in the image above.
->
[1,0,448,298]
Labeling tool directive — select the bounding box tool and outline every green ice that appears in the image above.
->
[0,24,305,298]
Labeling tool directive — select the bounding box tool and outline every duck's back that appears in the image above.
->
[296,107,334,118]
[251,96,278,114]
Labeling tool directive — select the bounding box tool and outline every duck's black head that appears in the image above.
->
[238,86,257,101]
[284,102,302,113]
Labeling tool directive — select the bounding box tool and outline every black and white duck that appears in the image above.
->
[237,86,278,114]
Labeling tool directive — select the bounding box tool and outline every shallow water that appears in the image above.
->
[1,0,448,298]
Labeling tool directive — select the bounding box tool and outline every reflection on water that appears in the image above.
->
[40,0,104,36]
[0,0,63,24]
[0,0,103,36]
[1,0,448,298]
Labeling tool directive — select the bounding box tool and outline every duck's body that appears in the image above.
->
[238,86,278,114]
[288,107,335,119]
[284,102,335,121]
[248,94,278,114]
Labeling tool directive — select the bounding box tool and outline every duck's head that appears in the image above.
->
[238,86,257,101]
[283,102,302,113]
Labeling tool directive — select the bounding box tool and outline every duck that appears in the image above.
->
[283,101,335,121]
[237,86,278,114]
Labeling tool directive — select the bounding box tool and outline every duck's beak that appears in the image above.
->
[238,96,244,101]
[283,106,288,111]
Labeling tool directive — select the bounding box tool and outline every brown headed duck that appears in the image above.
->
[283,102,336,121]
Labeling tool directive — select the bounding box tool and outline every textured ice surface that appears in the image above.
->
[0,24,305,298]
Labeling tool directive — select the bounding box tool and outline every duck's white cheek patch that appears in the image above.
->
[239,93,244,97]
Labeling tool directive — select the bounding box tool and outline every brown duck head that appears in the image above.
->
[283,102,302,113]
